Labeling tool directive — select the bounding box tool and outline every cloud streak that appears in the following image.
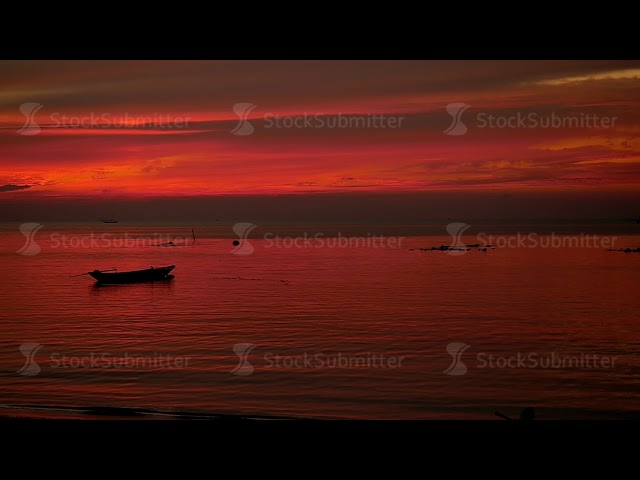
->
[0,184,31,192]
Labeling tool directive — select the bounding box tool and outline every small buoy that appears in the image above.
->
[232,240,240,246]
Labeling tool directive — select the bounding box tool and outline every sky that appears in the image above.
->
[1,60,639,221]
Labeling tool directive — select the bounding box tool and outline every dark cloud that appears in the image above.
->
[0,184,31,192]
[2,60,638,111]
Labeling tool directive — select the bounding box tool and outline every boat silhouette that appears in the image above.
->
[88,265,175,284]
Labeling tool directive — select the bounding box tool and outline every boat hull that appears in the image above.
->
[89,265,175,284]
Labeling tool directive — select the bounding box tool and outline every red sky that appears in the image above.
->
[1,60,639,218]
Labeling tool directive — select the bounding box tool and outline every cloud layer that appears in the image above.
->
[1,60,639,198]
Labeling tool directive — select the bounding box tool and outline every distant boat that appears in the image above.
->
[89,265,175,284]
[153,229,196,247]
[101,219,118,224]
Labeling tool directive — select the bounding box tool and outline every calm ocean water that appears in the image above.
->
[1,224,639,419]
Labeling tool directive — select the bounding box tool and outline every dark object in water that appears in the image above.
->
[519,407,535,420]
[494,407,536,420]
[232,240,240,246]
[411,243,495,252]
[425,244,468,252]
[101,219,118,223]
[89,265,175,284]
[606,247,640,253]
[153,229,196,247]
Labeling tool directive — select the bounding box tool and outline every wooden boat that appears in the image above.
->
[89,265,175,284]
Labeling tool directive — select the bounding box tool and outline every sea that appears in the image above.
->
[1,221,639,419]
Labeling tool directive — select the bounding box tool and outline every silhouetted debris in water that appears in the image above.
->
[218,276,291,285]
[495,407,536,420]
[520,407,536,421]
[606,247,640,253]
[409,244,496,252]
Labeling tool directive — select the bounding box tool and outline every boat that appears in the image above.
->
[89,265,175,284]
[153,229,196,247]
[101,219,118,223]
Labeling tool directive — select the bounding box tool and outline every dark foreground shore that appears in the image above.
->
[0,404,309,420]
